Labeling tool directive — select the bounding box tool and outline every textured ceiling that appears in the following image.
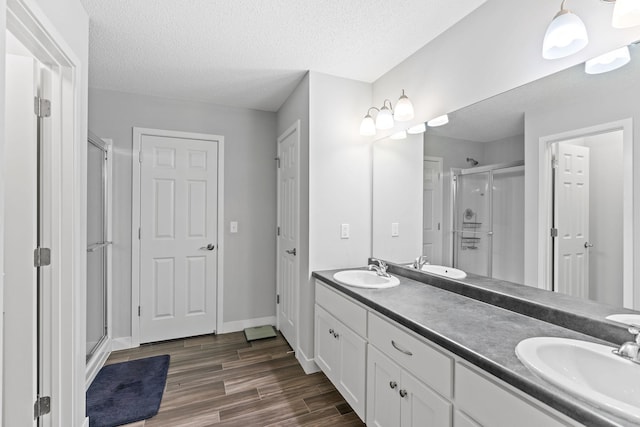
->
[80,0,486,111]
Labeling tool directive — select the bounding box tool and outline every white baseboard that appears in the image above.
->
[220,316,277,334]
[296,347,320,374]
[112,336,137,351]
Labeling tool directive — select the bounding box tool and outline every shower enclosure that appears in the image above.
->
[452,161,524,284]
[86,133,111,362]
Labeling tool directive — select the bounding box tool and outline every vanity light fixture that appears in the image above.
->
[394,90,415,121]
[390,130,407,140]
[612,0,640,28]
[407,122,427,134]
[359,90,415,136]
[427,114,449,127]
[585,45,631,74]
[542,0,589,59]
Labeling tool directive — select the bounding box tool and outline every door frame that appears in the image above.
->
[538,119,634,306]
[4,0,83,425]
[131,127,225,347]
[276,120,301,350]
[423,156,443,264]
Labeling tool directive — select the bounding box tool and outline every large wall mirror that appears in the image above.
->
[372,42,640,311]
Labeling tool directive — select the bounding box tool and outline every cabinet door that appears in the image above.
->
[315,305,339,382]
[337,322,366,420]
[367,345,402,427]
[400,370,452,427]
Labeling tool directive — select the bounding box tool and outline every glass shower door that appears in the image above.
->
[86,137,109,360]
[453,171,492,277]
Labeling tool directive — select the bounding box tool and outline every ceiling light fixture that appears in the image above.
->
[585,45,631,74]
[407,123,427,134]
[542,0,589,59]
[612,0,640,28]
[427,114,449,127]
[360,90,415,136]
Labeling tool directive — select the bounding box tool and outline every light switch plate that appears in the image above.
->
[392,222,399,237]
[341,223,350,239]
[230,221,238,233]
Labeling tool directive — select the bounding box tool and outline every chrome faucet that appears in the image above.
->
[368,259,391,278]
[613,325,640,363]
[412,255,429,270]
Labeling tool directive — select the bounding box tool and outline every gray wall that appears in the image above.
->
[88,88,277,338]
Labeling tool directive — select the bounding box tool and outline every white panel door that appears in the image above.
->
[4,54,38,427]
[277,123,300,348]
[423,158,443,264]
[554,143,590,299]
[140,135,218,343]
[367,345,402,427]
[400,370,452,427]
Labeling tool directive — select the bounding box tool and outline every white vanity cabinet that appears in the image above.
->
[367,345,452,427]
[314,282,367,421]
[314,278,584,427]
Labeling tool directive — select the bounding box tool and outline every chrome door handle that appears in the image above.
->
[200,244,215,251]
[584,242,594,248]
[391,340,413,356]
[286,248,297,256]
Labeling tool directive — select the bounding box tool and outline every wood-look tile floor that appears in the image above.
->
[105,331,365,426]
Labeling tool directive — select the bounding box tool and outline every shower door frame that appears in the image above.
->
[451,161,524,278]
[85,133,113,387]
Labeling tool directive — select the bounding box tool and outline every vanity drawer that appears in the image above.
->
[315,280,367,337]
[368,312,453,398]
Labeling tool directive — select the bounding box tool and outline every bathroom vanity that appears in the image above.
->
[312,263,638,427]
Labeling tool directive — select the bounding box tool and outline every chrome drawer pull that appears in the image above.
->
[391,340,413,356]
[389,381,398,389]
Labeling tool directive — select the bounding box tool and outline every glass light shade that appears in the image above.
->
[585,46,631,75]
[542,10,588,59]
[613,0,640,28]
[407,123,427,134]
[427,114,449,127]
[376,106,394,130]
[390,130,407,140]
[394,91,414,121]
[360,114,376,136]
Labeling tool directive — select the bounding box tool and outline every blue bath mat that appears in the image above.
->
[86,354,170,427]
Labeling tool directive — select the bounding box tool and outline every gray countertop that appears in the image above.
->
[312,268,634,427]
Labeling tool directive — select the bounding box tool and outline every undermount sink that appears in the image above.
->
[516,337,640,422]
[421,264,467,279]
[333,270,400,289]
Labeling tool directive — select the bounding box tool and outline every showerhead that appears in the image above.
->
[466,157,479,166]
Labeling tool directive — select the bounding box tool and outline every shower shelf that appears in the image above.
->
[461,221,482,250]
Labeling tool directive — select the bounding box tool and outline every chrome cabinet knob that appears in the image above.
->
[389,381,398,389]
[399,389,408,398]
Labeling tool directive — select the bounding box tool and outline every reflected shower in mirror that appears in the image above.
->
[372,42,640,309]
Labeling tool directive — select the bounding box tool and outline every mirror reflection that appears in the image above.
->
[372,43,640,309]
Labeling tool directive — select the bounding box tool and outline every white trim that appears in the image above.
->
[220,316,277,334]
[276,120,301,352]
[131,127,225,345]
[5,1,83,426]
[537,119,634,306]
[296,347,320,374]
[85,338,111,389]
[82,418,90,427]
[111,337,137,352]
